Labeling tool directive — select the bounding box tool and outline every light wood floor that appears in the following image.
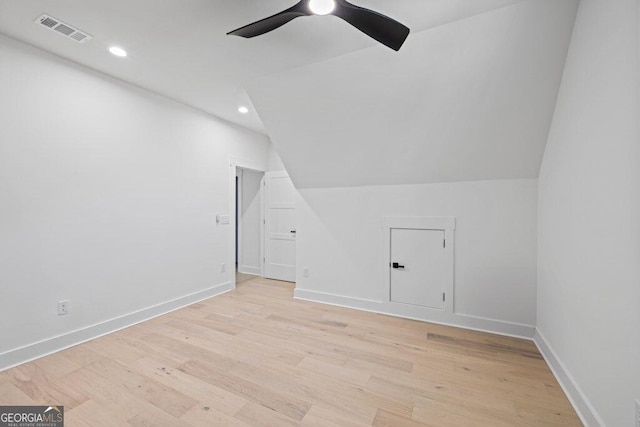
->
[236,271,257,285]
[0,277,581,426]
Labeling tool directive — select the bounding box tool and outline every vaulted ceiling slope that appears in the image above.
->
[247,0,579,188]
[0,0,522,134]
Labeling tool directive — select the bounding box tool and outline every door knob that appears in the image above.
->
[392,262,405,269]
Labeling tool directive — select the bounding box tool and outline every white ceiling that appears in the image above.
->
[0,0,578,188]
[0,0,523,134]
[248,0,578,188]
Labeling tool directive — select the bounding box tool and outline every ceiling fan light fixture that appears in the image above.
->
[227,0,410,51]
[308,0,335,15]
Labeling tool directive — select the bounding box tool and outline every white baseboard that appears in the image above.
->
[294,288,535,340]
[533,329,604,427]
[0,282,233,373]
[238,266,262,276]
[0,282,598,427]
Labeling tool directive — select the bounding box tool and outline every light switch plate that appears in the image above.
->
[216,214,230,225]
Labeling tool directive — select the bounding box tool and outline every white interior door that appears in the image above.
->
[390,228,445,309]
[264,171,296,282]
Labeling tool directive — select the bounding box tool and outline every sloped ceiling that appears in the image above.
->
[247,0,578,188]
[0,0,578,188]
[0,0,523,134]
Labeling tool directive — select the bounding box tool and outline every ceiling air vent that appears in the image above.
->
[34,14,92,44]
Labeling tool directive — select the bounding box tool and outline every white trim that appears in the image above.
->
[533,329,604,427]
[229,156,266,175]
[381,216,456,231]
[238,266,262,276]
[381,216,456,313]
[295,288,384,310]
[229,156,267,288]
[236,168,243,272]
[260,175,265,278]
[294,288,535,339]
[0,282,232,373]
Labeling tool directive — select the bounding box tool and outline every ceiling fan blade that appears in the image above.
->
[332,0,410,51]
[228,1,312,38]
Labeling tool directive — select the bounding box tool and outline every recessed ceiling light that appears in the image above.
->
[238,106,249,114]
[109,46,127,57]
[309,0,335,15]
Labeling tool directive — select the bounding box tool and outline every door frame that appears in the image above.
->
[229,157,266,289]
[381,217,455,313]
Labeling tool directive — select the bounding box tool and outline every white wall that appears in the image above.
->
[267,140,286,172]
[238,169,263,275]
[295,179,538,336]
[537,0,640,425]
[0,34,269,368]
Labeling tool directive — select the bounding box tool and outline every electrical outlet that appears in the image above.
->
[635,399,640,427]
[221,263,226,273]
[303,267,309,278]
[57,300,68,316]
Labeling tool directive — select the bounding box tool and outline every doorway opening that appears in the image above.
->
[235,167,265,285]
[229,159,297,288]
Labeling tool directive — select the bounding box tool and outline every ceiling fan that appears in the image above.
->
[227,0,410,51]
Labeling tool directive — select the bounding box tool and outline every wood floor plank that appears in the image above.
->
[4,364,88,410]
[234,401,303,427]
[84,358,199,418]
[300,405,373,427]
[140,332,238,369]
[227,359,380,422]
[178,358,312,422]
[0,276,581,426]
[32,351,81,379]
[181,404,250,427]
[128,407,192,427]
[411,395,515,427]
[60,345,106,367]
[373,409,427,427]
[129,357,248,417]
[0,381,38,405]
[57,362,191,422]
[297,356,371,387]
[427,332,543,359]
[160,318,304,366]
[65,399,130,427]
